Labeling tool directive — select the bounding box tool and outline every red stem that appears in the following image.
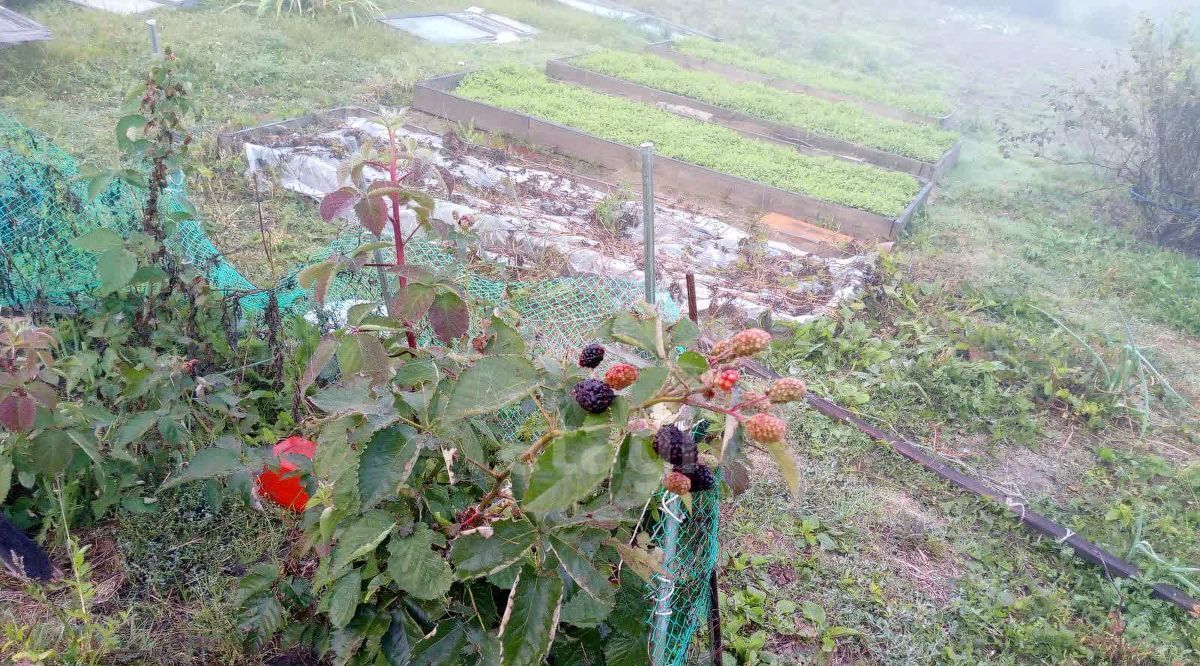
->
[682,398,744,420]
[387,125,417,348]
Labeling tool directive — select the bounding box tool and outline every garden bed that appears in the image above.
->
[220,108,877,323]
[413,68,935,246]
[547,51,961,181]
[649,39,957,128]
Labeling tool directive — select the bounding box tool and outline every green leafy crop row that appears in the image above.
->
[455,67,921,217]
[675,38,954,118]
[575,50,959,163]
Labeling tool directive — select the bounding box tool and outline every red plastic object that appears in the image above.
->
[257,436,317,511]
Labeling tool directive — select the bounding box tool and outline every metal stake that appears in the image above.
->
[146,19,161,58]
[640,142,656,305]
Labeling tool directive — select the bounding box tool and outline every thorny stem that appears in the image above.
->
[386,124,417,349]
[468,429,562,519]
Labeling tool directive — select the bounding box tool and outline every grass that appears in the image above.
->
[2,0,1200,664]
[455,66,922,216]
[674,36,955,118]
[574,50,959,163]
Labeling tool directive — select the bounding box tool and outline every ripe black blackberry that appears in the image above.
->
[676,463,715,492]
[653,425,697,467]
[571,379,615,413]
[578,343,605,369]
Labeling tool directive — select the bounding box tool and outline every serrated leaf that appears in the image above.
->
[336,335,364,376]
[442,356,540,420]
[387,524,453,600]
[236,563,279,605]
[766,440,801,498]
[86,171,117,202]
[609,312,658,353]
[676,350,708,376]
[670,317,701,347]
[484,316,524,356]
[115,114,146,151]
[320,186,361,223]
[298,260,339,306]
[355,194,389,237]
[30,430,75,476]
[71,228,124,253]
[391,283,435,324]
[96,248,137,295]
[605,539,663,583]
[625,366,668,407]
[358,426,421,510]
[381,610,413,666]
[409,621,468,666]
[523,427,613,513]
[331,510,395,578]
[449,517,537,579]
[161,447,242,489]
[428,290,469,345]
[0,394,36,432]
[357,333,390,386]
[546,533,614,604]
[300,336,336,397]
[328,569,362,629]
[238,593,286,640]
[603,630,648,666]
[609,435,663,509]
[128,265,169,285]
[498,566,563,666]
[559,590,614,628]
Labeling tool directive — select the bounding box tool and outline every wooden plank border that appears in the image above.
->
[412,73,936,249]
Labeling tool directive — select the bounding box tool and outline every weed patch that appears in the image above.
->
[455,66,922,216]
[674,37,954,117]
[576,50,959,162]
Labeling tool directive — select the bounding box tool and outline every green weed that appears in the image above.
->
[576,50,958,162]
[674,37,954,117]
[455,66,922,216]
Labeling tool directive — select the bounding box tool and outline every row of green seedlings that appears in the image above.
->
[674,37,954,118]
[455,66,922,217]
[574,50,958,163]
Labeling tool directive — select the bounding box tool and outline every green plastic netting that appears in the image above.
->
[646,465,722,665]
[0,110,718,664]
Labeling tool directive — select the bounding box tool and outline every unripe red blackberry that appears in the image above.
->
[714,368,740,392]
[663,471,691,495]
[744,413,787,443]
[767,377,807,403]
[572,379,615,413]
[578,343,605,369]
[730,328,772,357]
[740,391,772,414]
[708,338,733,362]
[676,463,715,492]
[603,363,638,390]
[653,425,697,466]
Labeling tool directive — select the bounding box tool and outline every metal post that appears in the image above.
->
[146,19,160,58]
[640,142,656,305]
[650,496,680,665]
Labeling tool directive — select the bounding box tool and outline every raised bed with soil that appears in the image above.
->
[548,50,961,181]
[220,109,876,323]
[654,38,956,128]
[413,66,936,247]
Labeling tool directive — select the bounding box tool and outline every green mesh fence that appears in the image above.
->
[0,110,717,664]
[647,467,722,665]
